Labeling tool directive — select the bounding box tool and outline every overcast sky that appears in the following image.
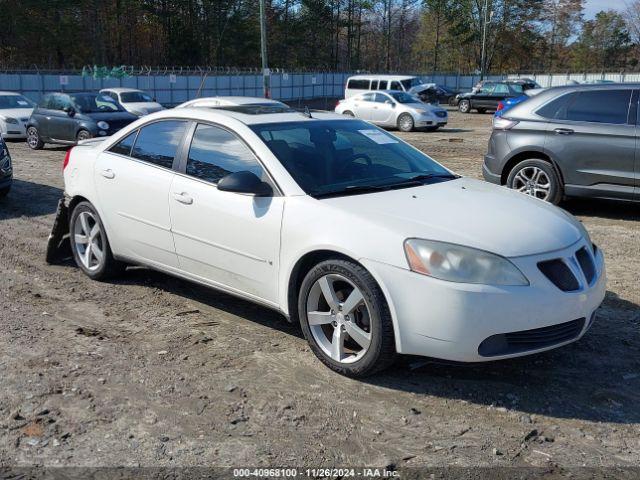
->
[584,0,626,18]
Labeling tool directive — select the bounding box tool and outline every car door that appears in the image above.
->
[32,95,53,138]
[489,83,511,110]
[353,93,376,121]
[371,93,396,125]
[474,83,496,109]
[169,123,284,304]
[40,94,72,140]
[543,89,637,201]
[94,119,189,268]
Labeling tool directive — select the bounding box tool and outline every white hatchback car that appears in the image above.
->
[53,107,605,377]
[336,91,448,132]
[100,88,164,117]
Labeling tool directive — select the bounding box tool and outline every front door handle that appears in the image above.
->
[100,169,115,179]
[554,128,574,135]
[173,192,193,205]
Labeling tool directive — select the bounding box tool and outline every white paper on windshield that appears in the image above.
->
[358,129,398,145]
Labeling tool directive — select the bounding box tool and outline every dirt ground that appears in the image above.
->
[0,110,639,474]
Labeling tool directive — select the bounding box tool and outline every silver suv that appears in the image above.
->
[483,84,638,204]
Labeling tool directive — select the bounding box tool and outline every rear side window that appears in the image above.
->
[565,90,632,124]
[186,124,265,184]
[390,81,402,91]
[347,79,370,90]
[360,93,375,102]
[109,131,138,156]
[493,84,510,95]
[536,93,575,119]
[131,120,188,169]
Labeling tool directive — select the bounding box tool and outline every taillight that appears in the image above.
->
[493,117,519,130]
[497,101,504,112]
[63,147,73,170]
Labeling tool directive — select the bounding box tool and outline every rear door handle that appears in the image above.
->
[100,169,115,179]
[173,192,193,205]
[554,128,574,135]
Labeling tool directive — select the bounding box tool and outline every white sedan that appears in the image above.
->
[336,90,448,132]
[100,88,164,117]
[0,91,35,139]
[52,107,605,377]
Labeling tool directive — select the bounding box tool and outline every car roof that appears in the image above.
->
[99,88,146,93]
[147,106,349,126]
[176,96,285,108]
[347,74,417,81]
[0,91,22,96]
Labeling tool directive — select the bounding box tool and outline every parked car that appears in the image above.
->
[49,106,604,377]
[494,88,546,118]
[26,92,138,149]
[0,92,35,139]
[336,90,448,131]
[0,136,12,197]
[457,80,540,113]
[484,84,639,204]
[176,96,289,110]
[100,88,164,117]
[344,75,435,99]
[421,84,462,106]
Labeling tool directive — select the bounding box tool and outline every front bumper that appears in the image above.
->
[416,114,448,128]
[363,239,606,362]
[1,123,27,139]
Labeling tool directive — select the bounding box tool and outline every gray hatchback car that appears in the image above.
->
[483,84,639,204]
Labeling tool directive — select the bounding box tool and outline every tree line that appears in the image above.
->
[0,0,639,73]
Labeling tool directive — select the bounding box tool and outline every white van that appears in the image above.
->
[344,75,428,99]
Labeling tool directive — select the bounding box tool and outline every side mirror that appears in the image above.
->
[217,171,272,197]
[64,106,76,117]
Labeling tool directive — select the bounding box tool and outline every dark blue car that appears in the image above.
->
[26,92,137,149]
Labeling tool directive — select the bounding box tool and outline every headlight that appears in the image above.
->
[404,239,529,286]
[97,121,110,130]
[2,117,18,124]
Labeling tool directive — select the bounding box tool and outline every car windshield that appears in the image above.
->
[70,93,123,113]
[120,91,154,103]
[400,78,423,90]
[251,119,456,198]
[0,95,34,109]
[389,91,419,104]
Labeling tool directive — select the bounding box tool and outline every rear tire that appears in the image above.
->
[26,127,44,150]
[298,259,396,377]
[506,159,563,205]
[397,113,414,132]
[458,99,471,113]
[69,201,125,280]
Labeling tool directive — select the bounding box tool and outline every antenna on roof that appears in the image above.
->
[303,106,313,118]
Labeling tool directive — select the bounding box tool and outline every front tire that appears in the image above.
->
[76,129,92,142]
[298,259,396,377]
[507,159,563,204]
[26,127,44,150]
[69,201,125,280]
[397,113,415,132]
[458,99,471,113]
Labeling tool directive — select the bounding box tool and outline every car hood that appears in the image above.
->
[0,108,34,120]
[83,111,138,121]
[124,102,164,114]
[322,178,582,257]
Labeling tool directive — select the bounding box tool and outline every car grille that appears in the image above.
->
[538,246,597,292]
[478,318,586,357]
[435,111,447,118]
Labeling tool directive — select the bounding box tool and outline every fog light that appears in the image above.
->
[98,130,107,136]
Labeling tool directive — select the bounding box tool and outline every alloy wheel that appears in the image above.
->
[77,130,91,141]
[306,274,372,364]
[73,211,105,271]
[27,128,40,148]
[512,166,551,201]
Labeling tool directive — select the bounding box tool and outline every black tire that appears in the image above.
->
[26,127,44,150]
[477,108,487,114]
[458,99,471,113]
[76,129,92,142]
[448,96,457,106]
[0,186,10,198]
[397,113,414,132]
[506,159,563,205]
[343,110,355,117]
[298,259,396,377]
[69,201,125,280]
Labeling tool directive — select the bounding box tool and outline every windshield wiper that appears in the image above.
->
[313,181,423,199]
[406,172,460,181]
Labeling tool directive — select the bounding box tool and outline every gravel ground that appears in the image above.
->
[0,110,639,473]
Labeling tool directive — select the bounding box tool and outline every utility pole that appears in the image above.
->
[259,0,270,98]
[480,0,489,80]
